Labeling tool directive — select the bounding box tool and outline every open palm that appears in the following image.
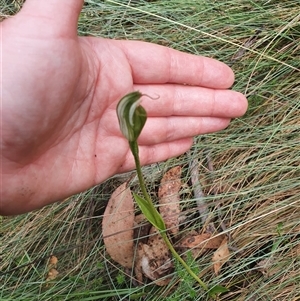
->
[0,0,247,215]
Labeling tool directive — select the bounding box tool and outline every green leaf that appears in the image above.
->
[208,285,229,298]
[116,91,147,142]
[133,192,166,231]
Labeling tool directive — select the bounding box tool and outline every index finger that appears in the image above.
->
[118,40,235,89]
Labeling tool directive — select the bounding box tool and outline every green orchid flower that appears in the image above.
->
[116,91,147,142]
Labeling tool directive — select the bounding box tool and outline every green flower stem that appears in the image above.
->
[129,140,208,291]
[129,141,154,209]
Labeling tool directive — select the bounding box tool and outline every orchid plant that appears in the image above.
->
[116,91,227,298]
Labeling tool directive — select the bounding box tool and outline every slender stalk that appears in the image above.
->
[129,140,208,291]
[129,141,156,210]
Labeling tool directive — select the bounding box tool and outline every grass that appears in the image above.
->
[1,0,299,300]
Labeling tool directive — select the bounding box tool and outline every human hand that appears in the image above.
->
[0,0,247,215]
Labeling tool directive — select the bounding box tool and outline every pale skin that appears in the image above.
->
[0,0,247,215]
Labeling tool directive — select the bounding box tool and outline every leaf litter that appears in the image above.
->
[103,166,229,285]
[212,237,230,275]
[102,182,135,268]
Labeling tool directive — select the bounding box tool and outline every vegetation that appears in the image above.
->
[1,0,299,300]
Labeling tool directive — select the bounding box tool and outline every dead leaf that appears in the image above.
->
[179,233,224,249]
[134,227,173,286]
[177,233,225,259]
[134,242,146,284]
[212,237,230,275]
[134,214,151,244]
[103,182,135,268]
[158,166,182,235]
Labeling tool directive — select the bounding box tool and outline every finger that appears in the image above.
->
[135,84,248,118]
[120,138,194,172]
[19,0,83,37]
[117,40,234,89]
[138,117,230,145]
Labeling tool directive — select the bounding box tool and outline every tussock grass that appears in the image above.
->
[1,0,299,300]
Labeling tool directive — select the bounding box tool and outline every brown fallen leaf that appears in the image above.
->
[134,242,146,284]
[179,233,224,249]
[177,233,225,258]
[135,227,173,286]
[212,237,230,275]
[103,182,135,268]
[133,214,152,245]
[158,166,182,235]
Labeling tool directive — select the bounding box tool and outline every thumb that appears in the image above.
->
[17,0,84,38]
